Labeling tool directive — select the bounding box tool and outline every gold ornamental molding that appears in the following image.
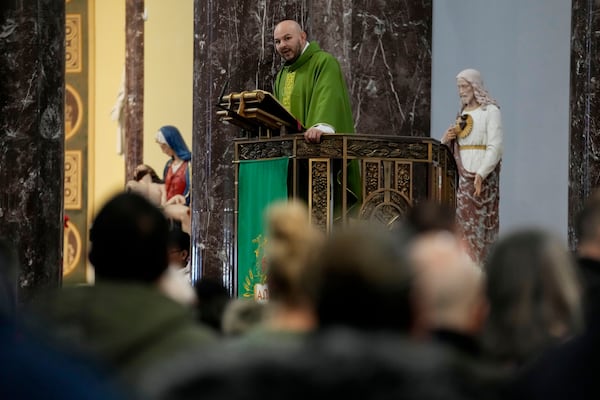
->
[63,219,82,276]
[66,13,82,73]
[65,84,83,139]
[308,158,331,233]
[65,150,82,210]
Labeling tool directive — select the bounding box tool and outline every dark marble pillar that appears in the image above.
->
[125,0,144,180]
[569,0,600,248]
[310,0,431,136]
[0,1,65,302]
[349,0,431,136]
[192,0,431,291]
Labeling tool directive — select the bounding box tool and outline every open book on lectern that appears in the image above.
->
[216,89,305,137]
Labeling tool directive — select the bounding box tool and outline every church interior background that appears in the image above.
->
[0,0,596,298]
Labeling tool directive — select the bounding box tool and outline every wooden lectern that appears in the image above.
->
[217,89,304,137]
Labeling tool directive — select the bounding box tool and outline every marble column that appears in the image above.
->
[0,1,65,302]
[125,0,144,180]
[192,0,431,292]
[352,0,431,136]
[569,0,600,248]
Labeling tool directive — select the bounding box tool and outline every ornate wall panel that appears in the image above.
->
[63,0,89,284]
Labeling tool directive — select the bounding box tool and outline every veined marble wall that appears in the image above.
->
[0,1,65,302]
[192,0,432,290]
[312,0,432,135]
[124,0,144,179]
[570,0,600,248]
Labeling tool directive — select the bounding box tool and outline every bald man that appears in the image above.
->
[410,232,487,355]
[272,20,361,209]
[273,20,354,144]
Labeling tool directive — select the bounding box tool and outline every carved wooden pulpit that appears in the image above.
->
[234,134,457,231]
[219,90,457,298]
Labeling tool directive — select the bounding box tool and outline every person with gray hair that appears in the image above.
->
[441,68,503,266]
[410,231,486,350]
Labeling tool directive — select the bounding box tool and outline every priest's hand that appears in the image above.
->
[304,127,324,143]
[474,174,483,196]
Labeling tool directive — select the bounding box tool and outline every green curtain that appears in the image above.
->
[237,157,289,298]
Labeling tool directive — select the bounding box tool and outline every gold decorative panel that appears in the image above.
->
[65,84,83,139]
[64,0,89,285]
[63,220,82,276]
[396,162,412,199]
[64,150,82,210]
[65,14,82,73]
[309,159,331,232]
[359,189,412,229]
[363,160,381,199]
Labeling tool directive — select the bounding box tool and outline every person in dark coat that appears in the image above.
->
[28,192,215,393]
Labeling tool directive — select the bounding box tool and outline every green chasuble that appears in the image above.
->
[274,41,354,133]
[273,41,362,209]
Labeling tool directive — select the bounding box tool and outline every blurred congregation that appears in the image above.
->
[2,193,600,399]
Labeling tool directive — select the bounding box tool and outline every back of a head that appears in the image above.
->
[168,223,190,253]
[221,298,267,336]
[410,232,483,333]
[89,192,169,283]
[403,200,457,237]
[194,278,230,333]
[483,228,582,362]
[264,199,323,306]
[307,223,414,332]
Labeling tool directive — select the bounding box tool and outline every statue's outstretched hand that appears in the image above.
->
[442,125,457,144]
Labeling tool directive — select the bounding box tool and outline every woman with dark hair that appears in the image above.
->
[155,125,192,206]
[481,228,583,366]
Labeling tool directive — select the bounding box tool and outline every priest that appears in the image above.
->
[273,20,361,211]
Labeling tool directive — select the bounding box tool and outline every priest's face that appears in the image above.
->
[274,21,307,63]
